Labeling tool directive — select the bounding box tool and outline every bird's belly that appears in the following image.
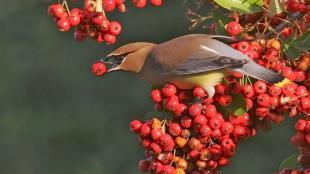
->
[170,71,225,89]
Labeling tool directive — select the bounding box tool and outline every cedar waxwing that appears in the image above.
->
[101,34,286,97]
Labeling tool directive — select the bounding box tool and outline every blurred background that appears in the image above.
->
[0,0,298,174]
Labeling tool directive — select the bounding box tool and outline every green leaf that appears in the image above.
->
[291,29,310,50]
[282,42,301,60]
[213,0,264,14]
[268,0,285,16]
[215,20,228,35]
[216,94,247,117]
[144,110,172,120]
[279,153,298,170]
[282,30,309,59]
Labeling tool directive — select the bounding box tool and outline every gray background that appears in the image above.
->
[0,0,297,173]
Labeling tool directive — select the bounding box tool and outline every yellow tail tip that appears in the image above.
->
[274,78,291,88]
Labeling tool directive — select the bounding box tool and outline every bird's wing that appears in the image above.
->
[169,56,248,75]
[147,35,248,76]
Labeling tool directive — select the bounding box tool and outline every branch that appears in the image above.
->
[264,4,310,38]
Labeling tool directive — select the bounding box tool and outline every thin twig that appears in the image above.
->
[264,4,310,38]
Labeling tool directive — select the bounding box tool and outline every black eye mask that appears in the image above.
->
[101,52,130,65]
[100,52,131,71]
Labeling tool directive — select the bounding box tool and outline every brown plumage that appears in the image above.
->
[102,34,285,97]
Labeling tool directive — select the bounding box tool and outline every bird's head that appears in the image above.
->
[101,42,155,73]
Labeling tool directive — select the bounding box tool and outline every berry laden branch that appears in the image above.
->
[264,4,310,38]
[47,0,310,174]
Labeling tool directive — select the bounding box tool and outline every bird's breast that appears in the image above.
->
[169,70,226,89]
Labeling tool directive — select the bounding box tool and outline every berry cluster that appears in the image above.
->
[125,38,309,173]
[132,0,163,8]
[230,39,310,118]
[130,84,255,174]
[47,0,164,44]
[129,70,309,173]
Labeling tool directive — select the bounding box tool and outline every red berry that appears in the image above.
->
[265,49,279,62]
[150,0,162,6]
[74,30,87,42]
[188,104,202,117]
[151,89,163,103]
[245,98,253,110]
[48,4,57,16]
[225,21,241,36]
[215,84,228,95]
[215,95,232,106]
[151,129,163,140]
[208,117,223,130]
[117,3,126,12]
[57,18,71,32]
[157,152,173,164]
[180,116,193,128]
[193,87,207,98]
[221,138,235,151]
[141,138,151,148]
[140,123,151,137]
[282,83,297,96]
[255,107,269,118]
[132,0,147,8]
[109,21,122,35]
[92,61,107,76]
[237,41,250,53]
[150,142,162,154]
[84,0,95,12]
[159,134,173,147]
[101,18,111,31]
[138,160,150,172]
[241,85,255,98]
[281,27,293,38]
[294,70,306,82]
[199,125,212,137]
[161,84,177,97]
[164,96,179,111]
[221,122,234,135]
[68,15,80,26]
[104,33,116,44]
[194,115,207,126]
[168,123,182,136]
[174,103,187,117]
[70,8,81,16]
[233,125,247,137]
[269,96,279,107]
[254,81,267,94]
[301,97,310,110]
[257,94,270,107]
[296,86,308,97]
[161,165,175,174]
[282,66,296,81]
[50,4,65,18]
[218,157,230,166]
[92,12,105,25]
[102,0,116,12]
[268,85,282,96]
[295,119,307,132]
[188,138,202,150]
[130,120,142,132]
[204,105,217,118]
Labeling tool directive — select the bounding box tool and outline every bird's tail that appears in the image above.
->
[232,60,289,86]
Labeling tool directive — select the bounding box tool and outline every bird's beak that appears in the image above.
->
[100,57,121,72]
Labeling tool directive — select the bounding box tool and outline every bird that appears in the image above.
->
[101,34,287,97]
